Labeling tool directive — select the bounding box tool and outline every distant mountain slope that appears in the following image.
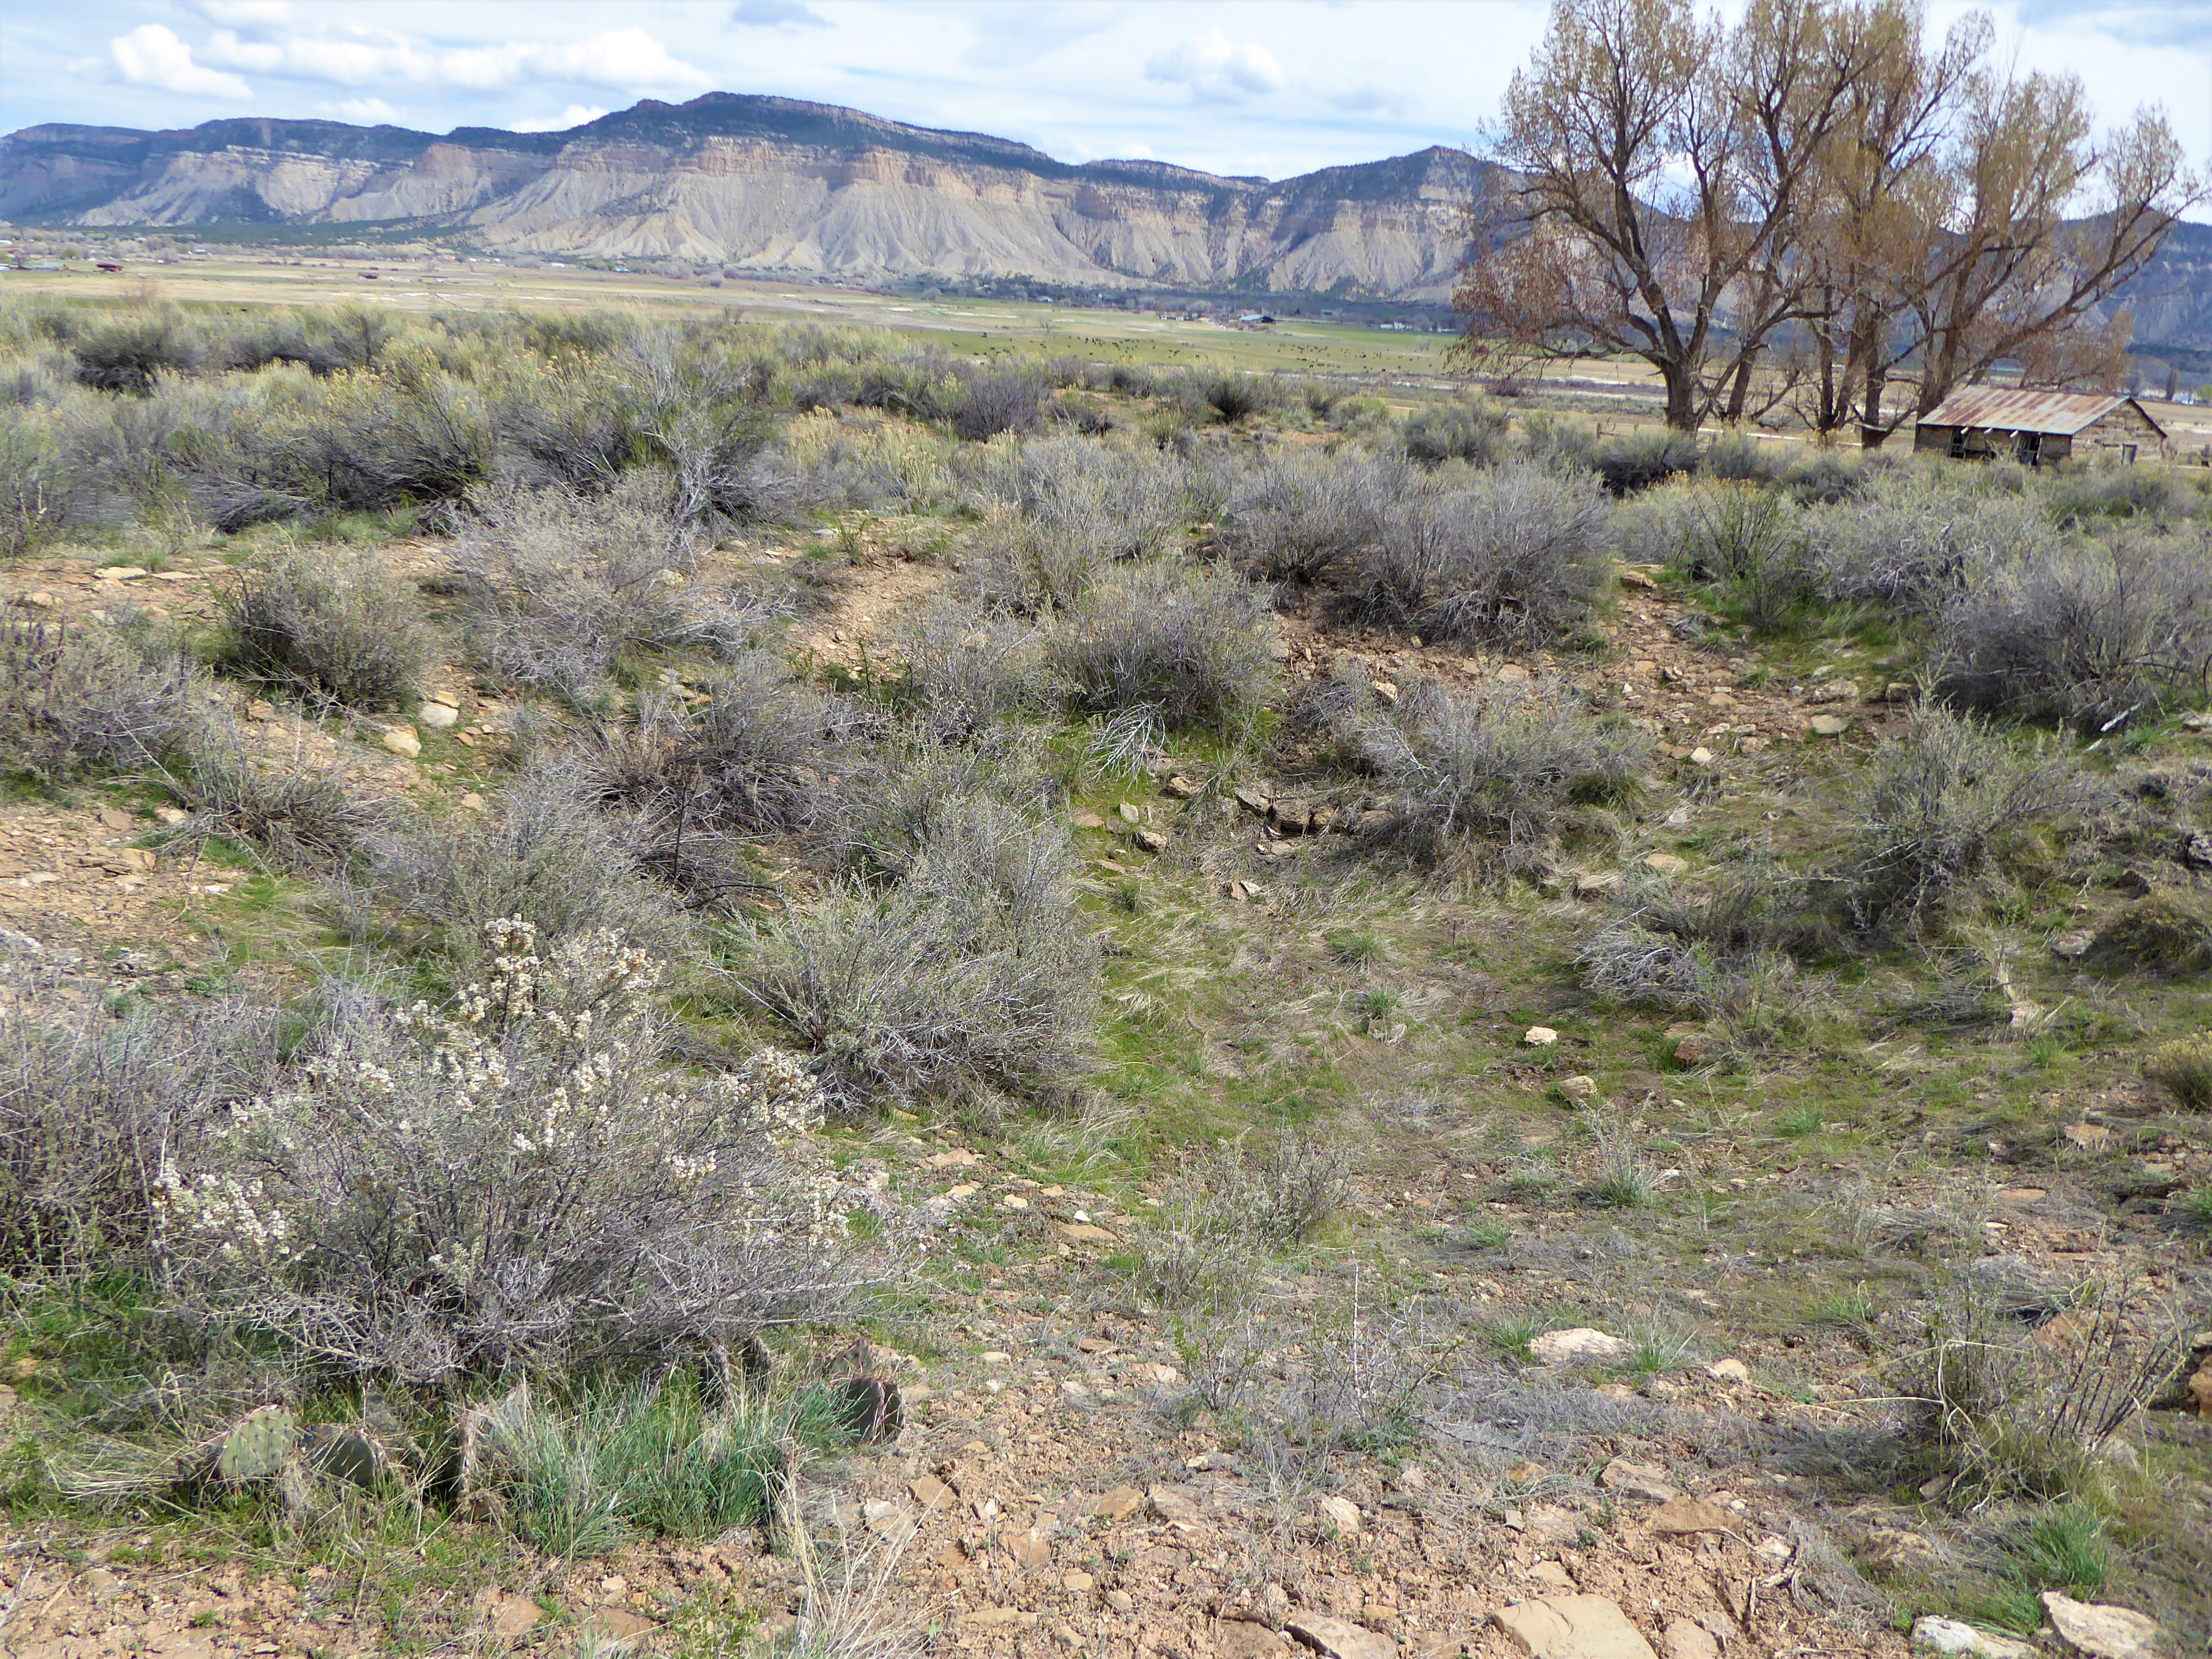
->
[0,93,1485,302]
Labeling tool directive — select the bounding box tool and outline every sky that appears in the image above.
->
[3,0,2209,197]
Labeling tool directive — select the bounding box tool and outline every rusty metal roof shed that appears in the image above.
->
[1917,386,2164,440]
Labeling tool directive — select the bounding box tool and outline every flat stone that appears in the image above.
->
[1659,1620,1719,1659]
[961,1609,1041,1630]
[581,1607,656,1645]
[1572,870,1623,899]
[1286,1614,1399,1659]
[1598,1458,1678,1502]
[1641,853,1688,877]
[2063,1121,2112,1150]
[1316,1494,1362,1534]
[418,702,459,729]
[1911,1618,2036,1659]
[1071,810,1105,829]
[1524,1026,1559,1047]
[475,1588,544,1638]
[1117,802,1142,824]
[1147,1484,1203,1527]
[1091,1484,1144,1521]
[1528,1328,1632,1367]
[1806,714,1848,737]
[1224,1626,1296,1659]
[1493,1595,1659,1659]
[910,1475,955,1508]
[382,725,421,758]
[1162,775,1200,800]
[2042,1594,2161,1659]
[1060,1223,1118,1244]
[1559,1074,1599,1100]
[1646,1498,1736,1536]
[1687,747,1714,766]
[1234,786,1272,814]
[1133,828,1170,853]
[1006,1529,1052,1568]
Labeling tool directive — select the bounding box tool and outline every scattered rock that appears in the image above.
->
[1645,1498,1735,1536]
[1506,1461,1546,1486]
[1006,1529,1052,1568]
[1493,1595,1660,1659]
[1641,853,1688,877]
[1598,1458,1678,1502]
[2184,1359,2212,1415]
[1911,1618,2036,1659]
[1559,1074,1599,1101]
[1117,802,1142,825]
[1687,747,1715,767]
[910,1475,954,1508]
[1665,1022,1712,1063]
[382,725,421,758]
[1706,1357,1750,1382]
[1162,775,1200,800]
[1286,1614,1399,1659]
[1235,786,1272,815]
[2062,1121,2111,1151]
[1524,1026,1559,1047]
[1225,1626,1296,1659]
[1147,1484,1203,1528]
[1572,870,1623,900]
[2041,1595,2162,1659]
[2113,867,2154,898]
[2052,930,2094,961]
[475,1588,544,1638]
[961,1609,1041,1630]
[1807,714,1848,737]
[1808,679,1860,705]
[1091,1484,1144,1521]
[1528,1328,1632,1367]
[581,1607,656,1645]
[1659,1619,1719,1659]
[1071,810,1105,829]
[1617,566,1657,591]
[246,699,275,721]
[1316,1494,1362,1534]
[1496,663,1531,683]
[1370,680,1399,703]
[1060,1223,1118,1244]
[418,701,460,730]
[1133,828,1170,854]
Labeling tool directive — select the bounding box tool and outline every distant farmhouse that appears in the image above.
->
[1913,387,2165,467]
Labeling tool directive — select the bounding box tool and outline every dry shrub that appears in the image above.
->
[1133,1129,1356,1307]
[1353,677,1648,864]
[948,364,1044,441]
[735,795,1096,1108]
[0,997,279,1272]
[1578,864,1817,1037]
[1173,367,1278,424]
[154,921,875,1385]
[2143,1035,2212,1108]
[1360,464,1612,645]
[1937,531,2212,729]
[452,474,695,706]
[1893,1275,2188,1500]
[1219,448,1398,582]
[1847,706,2078,930]
[168,720,395,870]
[2088,890,2212,976]
[0,615,200,782]
[217,544,430,710]
[891,598,1049,739]
[959,436,1189,612]
[1046,562,1276,735]
[1688,481,1813,630]
[1808,474,2054,611]
[1403,397,1511,466]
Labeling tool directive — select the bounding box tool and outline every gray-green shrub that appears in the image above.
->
[217,544,430,709]
[1047,561,1277,734]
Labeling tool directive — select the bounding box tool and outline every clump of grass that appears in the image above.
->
[1328,928,1385,966]
[2089,890,2212,975]
[2143,1035,2212,1108]
[216,544,430,710]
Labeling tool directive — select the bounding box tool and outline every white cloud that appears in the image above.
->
[193,1,293,25]
[731,0,830,28]
[1144,27,1285,105]
[331,97,400,124]
[515,105,611,133]
[109,24,253,100]
[201,24,709,95]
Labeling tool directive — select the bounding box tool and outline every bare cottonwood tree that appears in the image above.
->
[1465,0,2205,436]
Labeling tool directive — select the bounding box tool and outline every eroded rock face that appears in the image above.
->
[1493,1595,1660,1659]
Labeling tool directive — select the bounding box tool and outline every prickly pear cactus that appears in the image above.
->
[216,1405,298,1483]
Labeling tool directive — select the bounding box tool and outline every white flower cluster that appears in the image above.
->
[155,1159,295,1262]
[725,1046,826,1139]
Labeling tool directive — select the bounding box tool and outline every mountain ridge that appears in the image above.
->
[0,93,1480,302]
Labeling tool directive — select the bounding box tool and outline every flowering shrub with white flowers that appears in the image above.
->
[154,919,879,1386]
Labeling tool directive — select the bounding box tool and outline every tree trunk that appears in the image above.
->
[1662,364,1700,432]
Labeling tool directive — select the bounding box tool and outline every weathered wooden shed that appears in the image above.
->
[1913,387,2166,467]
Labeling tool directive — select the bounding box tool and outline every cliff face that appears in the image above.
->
[0,93,1481,301]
